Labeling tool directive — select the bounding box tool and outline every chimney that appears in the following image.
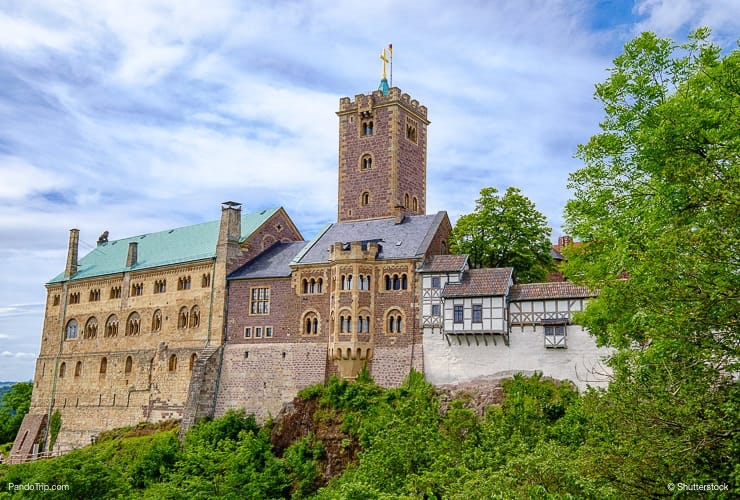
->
[394,205,406,225]
[126,242,138,267]
[64,229,80,278]
[216,201,243,271]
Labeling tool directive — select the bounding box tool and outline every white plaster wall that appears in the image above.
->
[423,325,612,391]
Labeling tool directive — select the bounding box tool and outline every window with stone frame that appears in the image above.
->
[361,191,370,206]
[110,286,122,299]
[52,294,60,306]
[126,312,141,336]
[99,357,107,374]
[360,112,374,136]
[265,326,273,338]
[125,356,133,374]
[89,289,101,301]
[189,353,197,371]
[360,154,373,171]
[178,307,189,329]
[201,273,211,288]
[84,317,98,339]
[74,361,82,377]
[406,117,418,143]
[302,312,320,335]
[154,280,166,294]
[105,314,119,337]
[178,276,191,290]
[65,319,78,340]
[386,309,404,334]
[69,292,80,304]
[59,362,66,378]
[250,287,270,314]
[168,354,177,372]
[131,283,144,296]
[189,306,200,328]
[151,309,162,332]
[244,327,252,338]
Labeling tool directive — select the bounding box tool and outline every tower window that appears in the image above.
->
[404,193,410,209]
[360,154,373,171]
[361,118,374,136]
[406,118,418,143]
[412,197,418,212]
[361,191,370,206]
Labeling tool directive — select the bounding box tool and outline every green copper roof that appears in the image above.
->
[49,208,280,283]
[378,77,389,96]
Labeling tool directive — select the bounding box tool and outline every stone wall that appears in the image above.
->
[214,343,327,421]
[423,324,612,391]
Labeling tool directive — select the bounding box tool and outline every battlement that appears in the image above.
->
[329,241,381,262]
[338,87,428,122]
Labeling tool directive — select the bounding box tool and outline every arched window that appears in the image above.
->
[302,311,320,335]
[125,356,133,374]
[402,274,408,290]
[309,278,316,293]
[404,193,410,208]
[168,354,177,372]
[85,317,98,339]
[65,319,78,340]
[412,197,418,212]
[127,312,140,336]
[393,274,400,290]
[178,307,189,329]
[385,309,405,335]
[99,357,107,374]
[201,273,211,288]
[105,315,119,338]
[189,353,197,371]
[317,278,323,293]
[190,306,200,328]
[347,275,352,290]
[361,191,370,206]
[364,316,370,333]
[302,279,309,294]
[74,361,82,377]
[152,309,162,332]
[385,275,392,290]
[59,362,66,378]
[360,153,373,170]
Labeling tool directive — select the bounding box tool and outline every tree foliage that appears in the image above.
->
[449,186,553,282]
[564,28,740,495]
[0,382,32,445]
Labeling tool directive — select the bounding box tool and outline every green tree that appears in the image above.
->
[449,187,553,282]
[0,381,32,444]
[564,28,740,495]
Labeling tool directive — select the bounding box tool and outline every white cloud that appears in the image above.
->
[0,156,69,201]
[0,12,76,52]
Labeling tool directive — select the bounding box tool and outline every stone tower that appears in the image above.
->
[336,87,429,223]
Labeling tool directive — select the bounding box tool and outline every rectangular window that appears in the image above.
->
[431,304,441,316]
[431,276,440,289]
[250,287,270,315]
[545,325,566,335]
[244,327,252,338]
[453,305,464,324]
[472,304,483,323]
[255,327,263,338]
[265,327,273,338]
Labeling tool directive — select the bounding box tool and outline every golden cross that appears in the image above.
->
[379,47,389,79]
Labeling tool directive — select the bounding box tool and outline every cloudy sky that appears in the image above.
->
[1,0,739,381]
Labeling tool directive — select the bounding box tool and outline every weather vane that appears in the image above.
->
[379,44,393,94]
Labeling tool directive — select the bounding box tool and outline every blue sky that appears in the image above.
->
[1,0,739,381]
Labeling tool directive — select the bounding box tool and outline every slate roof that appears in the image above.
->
[294,212,447,265]
[441,268,513,298]
[509,282,594,301]
[49,208,281,283]
[229,241,307,279]
[419,254,468,273]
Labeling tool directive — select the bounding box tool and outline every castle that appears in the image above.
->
[10,79,610,462]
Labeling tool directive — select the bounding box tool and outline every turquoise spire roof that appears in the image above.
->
[49,208,280,283]
[378,77,389,96]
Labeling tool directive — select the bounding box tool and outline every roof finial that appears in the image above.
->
[378,44,391,96]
